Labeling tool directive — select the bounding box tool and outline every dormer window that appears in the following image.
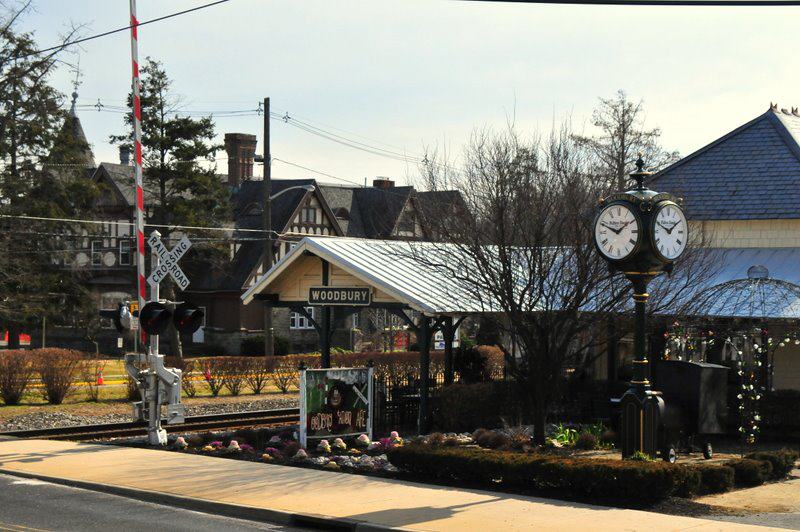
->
[301,206,318,224]
[334,207,350,221]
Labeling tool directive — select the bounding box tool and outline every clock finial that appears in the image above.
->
[630,152,651,191]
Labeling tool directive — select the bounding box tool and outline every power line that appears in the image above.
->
[18,0,232,60]
[0,214,276,235]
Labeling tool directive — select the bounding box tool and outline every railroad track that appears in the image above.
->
[0,407,301,441]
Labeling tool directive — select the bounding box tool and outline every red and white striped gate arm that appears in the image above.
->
[129,0,146,333]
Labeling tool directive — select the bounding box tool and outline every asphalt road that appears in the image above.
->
[0,473,304,531]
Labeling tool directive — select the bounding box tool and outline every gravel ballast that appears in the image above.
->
[0,395,299,432]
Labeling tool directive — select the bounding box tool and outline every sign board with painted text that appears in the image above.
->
[299,367,373,448]
[308,287,371,306]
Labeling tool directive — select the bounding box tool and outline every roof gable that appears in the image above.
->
[648,108,800,220]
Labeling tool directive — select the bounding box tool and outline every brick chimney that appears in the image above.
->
[372,177,395,189]
[224,133,258,186]
[119,145,131,165]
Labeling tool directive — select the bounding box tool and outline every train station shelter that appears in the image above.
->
[241,236,499,431]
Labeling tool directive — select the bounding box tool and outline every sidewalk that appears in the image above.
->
[0,438,777,531]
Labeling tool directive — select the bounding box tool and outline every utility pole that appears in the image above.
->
[262,97,274,357]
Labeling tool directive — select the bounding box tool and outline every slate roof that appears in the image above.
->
[190,179,320,292]
[319,184,417,238]
[648,107,800,220]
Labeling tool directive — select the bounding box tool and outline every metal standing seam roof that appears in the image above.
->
[241,237,500,315]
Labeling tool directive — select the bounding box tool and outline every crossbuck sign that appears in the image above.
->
[147,233,192,290]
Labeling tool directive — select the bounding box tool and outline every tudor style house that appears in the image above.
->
[189,133,466,354]
[41,106,465,354]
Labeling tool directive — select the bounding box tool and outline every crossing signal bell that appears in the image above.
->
[139,302,172,335]
[173,302,204,334]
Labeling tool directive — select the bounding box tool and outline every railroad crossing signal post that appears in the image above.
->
[123,230,195,445]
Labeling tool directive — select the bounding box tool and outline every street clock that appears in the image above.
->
[593,161,687,274]
[594,156,688,461]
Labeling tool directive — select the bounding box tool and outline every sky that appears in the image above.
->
[19,0,800,186]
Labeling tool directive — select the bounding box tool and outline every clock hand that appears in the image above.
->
[665,221,681,234]
[600,222,623,235]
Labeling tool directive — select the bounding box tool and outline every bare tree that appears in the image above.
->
[574,90,679,190]
[415,122,716,444]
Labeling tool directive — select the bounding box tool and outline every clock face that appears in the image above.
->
[652,203,687,261]
[594,204,640,260]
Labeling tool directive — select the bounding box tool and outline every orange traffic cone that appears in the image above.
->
[96,372,104,386]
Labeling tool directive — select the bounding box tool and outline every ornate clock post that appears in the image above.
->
[594,156,688,459]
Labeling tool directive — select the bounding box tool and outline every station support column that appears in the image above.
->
[320,259,331,368]
[418,316,431,434]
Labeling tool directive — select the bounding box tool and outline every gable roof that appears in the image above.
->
[319,184,417,238]
[190,178,343,292]
[241,236,500,314]
[648,107,800,220]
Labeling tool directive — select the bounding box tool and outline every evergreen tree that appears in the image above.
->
[0,8,96,348]
[112,58,230,356]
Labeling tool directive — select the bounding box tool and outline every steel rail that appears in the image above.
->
[0,407,300,442]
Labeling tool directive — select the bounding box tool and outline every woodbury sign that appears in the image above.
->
[308,286,371,306]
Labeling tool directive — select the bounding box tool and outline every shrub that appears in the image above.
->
[474,430,511,450]
[270,357,299,393]
[387,445,689,503]
[452,345,492,383]
[574,432,598,450]
[219,357,249,396]
[80,357,107,402]
[725,459,772,487]
[0,350,34,405]
[202,358,225,396]
[744,450,799,480]
[165,357,196,398]
[282,440,300,457]
[436,381,522,432]
[34,349,85,405]
[690,464,735,494]
[126,376,141,400]
[246,358,271,394]
[240,335,290,357]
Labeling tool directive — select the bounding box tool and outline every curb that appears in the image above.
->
[0,468,400,531]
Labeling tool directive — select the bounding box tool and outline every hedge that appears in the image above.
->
[688,463,735,494]
[387,445,693,503]
[435,382,524,432]
[744,450,799,480]
[725,458,772,487]
[388,446,796,502]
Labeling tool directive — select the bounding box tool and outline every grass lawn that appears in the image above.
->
[0,356,300,422]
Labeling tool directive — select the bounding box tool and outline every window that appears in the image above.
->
[396,215,416,235]
[119,240,131,265]
[301,206,317,224]
[91,241,102,266]
[290,307,315,330]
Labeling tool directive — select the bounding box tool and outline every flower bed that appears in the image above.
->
[159,425,797,507]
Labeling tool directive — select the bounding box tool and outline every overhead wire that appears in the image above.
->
[17,0,232,60]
